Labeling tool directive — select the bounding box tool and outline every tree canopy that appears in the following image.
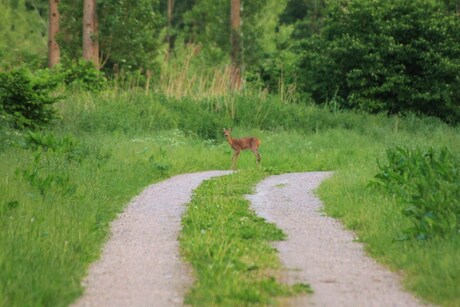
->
[1,0,460,123]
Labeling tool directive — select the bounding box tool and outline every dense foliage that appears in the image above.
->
[58,0,163,72]
[0,68,61,128]
[0,0,47,69]
[374,147,460,240]
[2,0,459,124]
[295,0,460,122]
[62,60,107,92]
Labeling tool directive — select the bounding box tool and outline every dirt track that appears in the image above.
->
[248,172,427,307]
[73,171,427,307]
[73,171,232,307]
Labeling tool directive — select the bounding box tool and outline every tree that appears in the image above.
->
[167,0,175,57]
[279,0,326,38]
[295,0,460,123]
[60,0,161,72]
[82,0,99,67]
[441,0,460,14]
[230,0,242,90]
[48,0,60,67]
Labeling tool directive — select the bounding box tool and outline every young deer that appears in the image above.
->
[223,128,261,170]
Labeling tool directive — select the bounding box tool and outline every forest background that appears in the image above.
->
[1,0,460,122]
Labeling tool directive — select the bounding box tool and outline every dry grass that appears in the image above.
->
[156,44,234,99]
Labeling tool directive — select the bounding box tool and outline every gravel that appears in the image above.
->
[247,172,428,307]
[73,171,429,307]
[72,170,232,307]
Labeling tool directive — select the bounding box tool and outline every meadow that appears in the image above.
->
[1,88,459,306]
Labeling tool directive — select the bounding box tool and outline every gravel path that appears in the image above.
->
[247,172,427,307]
[74,171,428,307]
[73,170,232,307]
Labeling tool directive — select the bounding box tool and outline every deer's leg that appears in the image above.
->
[252,149,261,165]
[232,150,240,170]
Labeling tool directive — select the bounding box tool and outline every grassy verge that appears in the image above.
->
[0,129,229,306]
[318,147,460,306]
[1,89,460,306]
[180,170,311,305]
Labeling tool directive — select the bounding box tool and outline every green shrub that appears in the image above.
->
[373,147,460,240]
[63,60,107,92]
[295,0,460,123]
[0,68,61,128]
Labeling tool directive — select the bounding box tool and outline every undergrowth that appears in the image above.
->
[372,147,460,240]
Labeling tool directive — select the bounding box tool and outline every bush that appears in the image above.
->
[295,0,460,123]
[0,68,61,128]
[63,60,106,92]
[373,147,460,240]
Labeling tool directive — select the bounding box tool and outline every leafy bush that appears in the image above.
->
[63,60,106,92]
[295,0,460,123]
[0,68,61,128]
[373,147,460,240]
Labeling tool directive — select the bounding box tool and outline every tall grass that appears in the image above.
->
[1,87,460,306]
[155,44,233,99]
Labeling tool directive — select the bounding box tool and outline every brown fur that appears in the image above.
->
[223,128,261,170]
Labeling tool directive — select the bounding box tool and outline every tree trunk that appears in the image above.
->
[48,0,60,68]
[167,0,174,58]
[230,0,242,90]
[82,0,99,68]
[93,5,99,66]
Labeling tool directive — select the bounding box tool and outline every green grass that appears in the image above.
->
[318,146,460,306]
[180,170,311,305]
[0,129,229,306]
[1,89,460,306]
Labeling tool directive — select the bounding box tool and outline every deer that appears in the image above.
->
[223,128,261,170]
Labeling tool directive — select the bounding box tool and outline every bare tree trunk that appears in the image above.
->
[230,0,242,90]
[48,0,60,67]
[166,0,174,58]
[93,5,99,67]
[83,0,99,68]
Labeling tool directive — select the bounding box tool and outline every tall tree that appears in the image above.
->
[167,0,175,57]
[48,0,60,67]
[82,0,99,67]
[230,0,242,90]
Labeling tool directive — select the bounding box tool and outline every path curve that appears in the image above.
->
[73,170,232,307]
[247,172,427,307]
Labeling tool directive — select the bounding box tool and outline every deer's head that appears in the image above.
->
[223,128,232,138]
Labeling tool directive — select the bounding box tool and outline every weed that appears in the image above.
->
[372,147,460,240]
